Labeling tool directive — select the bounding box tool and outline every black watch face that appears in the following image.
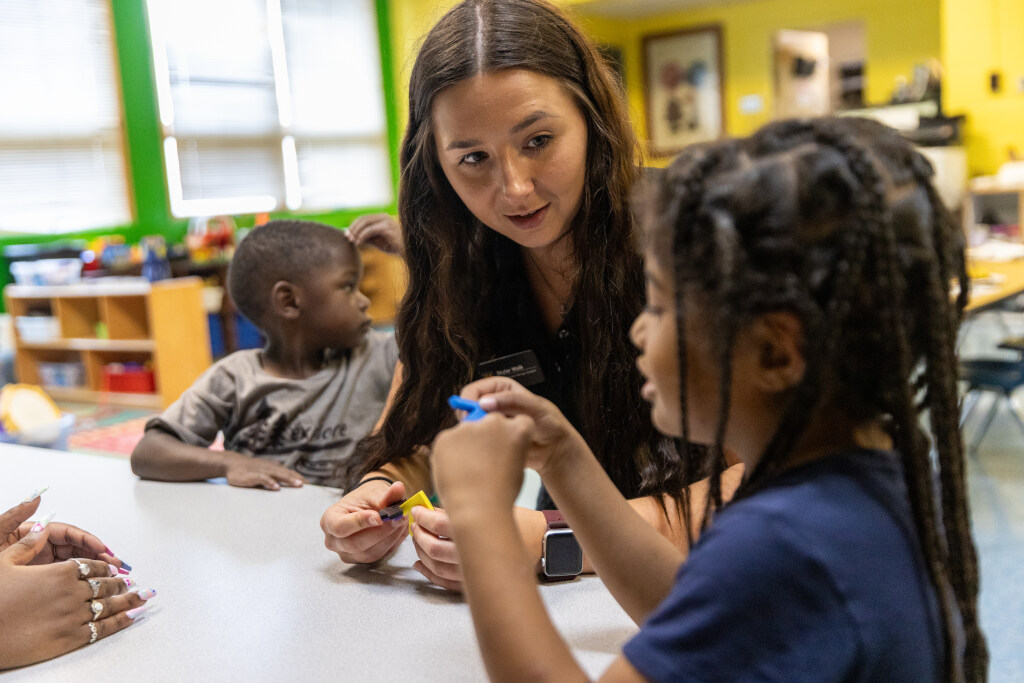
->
[543,529,582,577]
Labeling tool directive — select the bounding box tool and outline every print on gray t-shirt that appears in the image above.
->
[146,330,398,487]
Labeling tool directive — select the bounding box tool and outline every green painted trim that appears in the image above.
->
[376,0,401,202]
[110,0,178,238]
[0,0,401,305]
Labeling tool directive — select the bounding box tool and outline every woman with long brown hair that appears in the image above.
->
[320,0,732,589]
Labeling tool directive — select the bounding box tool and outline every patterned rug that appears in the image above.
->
[58,402,156,459]
[69,416,151,458]
[58,402,225,458]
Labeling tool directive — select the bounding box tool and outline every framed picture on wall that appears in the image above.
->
[642,25,725,156]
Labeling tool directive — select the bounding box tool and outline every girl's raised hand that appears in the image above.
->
[432,412,533,519]
[459,377,590,476]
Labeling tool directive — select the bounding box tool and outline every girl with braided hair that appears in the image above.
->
[430,115,986,681]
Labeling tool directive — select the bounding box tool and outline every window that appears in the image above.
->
[147,0,393,218]
[0,0,131,234]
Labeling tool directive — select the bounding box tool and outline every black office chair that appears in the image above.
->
[959,339,1024,453]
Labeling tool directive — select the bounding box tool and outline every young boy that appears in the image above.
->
[130,220,398,490]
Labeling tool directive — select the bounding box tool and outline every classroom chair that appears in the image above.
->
[958,341,1024,454]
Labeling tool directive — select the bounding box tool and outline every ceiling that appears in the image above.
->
[570,0,748,19]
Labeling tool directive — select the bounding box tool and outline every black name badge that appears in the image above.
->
[477,350,546,387]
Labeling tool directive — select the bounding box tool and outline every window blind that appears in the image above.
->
[0,0,131,234]
[149,0,392,217]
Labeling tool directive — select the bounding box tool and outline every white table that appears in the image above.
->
[0,446,637,681]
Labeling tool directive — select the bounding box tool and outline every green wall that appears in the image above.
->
[0,0,400,266]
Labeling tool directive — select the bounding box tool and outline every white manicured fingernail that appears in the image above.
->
[21,486,49,503]
[126,606,148,620]
[138,588,157,600]
[30,511,55,533]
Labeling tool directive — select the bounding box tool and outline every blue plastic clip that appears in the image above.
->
[448,395,488,422]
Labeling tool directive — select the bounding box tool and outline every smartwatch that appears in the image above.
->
[540,510,582,580]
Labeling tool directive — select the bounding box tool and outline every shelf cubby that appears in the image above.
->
[4,278,211,409]
[6,297,52,319]
[14,348,83,388]
[101,295,149,339]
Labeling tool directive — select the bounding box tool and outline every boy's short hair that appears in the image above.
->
[228,220,357,328]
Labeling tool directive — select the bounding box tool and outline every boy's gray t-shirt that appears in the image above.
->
[146,330,398,487]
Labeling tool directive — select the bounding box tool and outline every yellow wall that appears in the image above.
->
[387,0,460,142]
[942,0,1024,176]
[573,0,942,164]
[388,1,1021,177]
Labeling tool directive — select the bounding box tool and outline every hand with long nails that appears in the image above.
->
[1,490,129,570]
[0,492,154,670]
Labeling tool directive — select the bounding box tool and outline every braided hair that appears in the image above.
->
[638,117,986,682]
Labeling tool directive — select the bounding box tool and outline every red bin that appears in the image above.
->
[102,365,156,393]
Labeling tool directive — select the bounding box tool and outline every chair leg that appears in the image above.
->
[960,391,982,429]
[956,318,974,353]
[996,311,1015,338]
[967,396,1000,455]
[1007,393,1024,440]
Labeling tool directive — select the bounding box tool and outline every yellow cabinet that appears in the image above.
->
[4,278,212,409]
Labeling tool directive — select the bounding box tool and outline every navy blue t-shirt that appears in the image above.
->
[623,449,947,682]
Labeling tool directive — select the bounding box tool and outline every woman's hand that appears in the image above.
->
[345,214,403,255]
[408,506,461,591]
[422,415,533,592]
[320,479,409,564]
[0,513,151,670]
[409,505,547,592]
[222,452,306,490]
[1,496,127,569]
[459,377,589,476]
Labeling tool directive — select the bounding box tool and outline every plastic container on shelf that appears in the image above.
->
[102,363,156,393]
[0,413,75,450]
[14,316,60,342]
[0,384,74,450]
[10,258,83,286]
[36,361,85,387]
[201,286,224,313]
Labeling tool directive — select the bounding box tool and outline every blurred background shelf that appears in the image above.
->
[17,338,156,352]
[4,278,211,408]
[42,386,163,409]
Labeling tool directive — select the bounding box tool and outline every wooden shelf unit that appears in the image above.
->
[4,278,212,409]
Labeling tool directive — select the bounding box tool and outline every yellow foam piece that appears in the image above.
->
[0,384,60,433]
[399,490,434,536]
